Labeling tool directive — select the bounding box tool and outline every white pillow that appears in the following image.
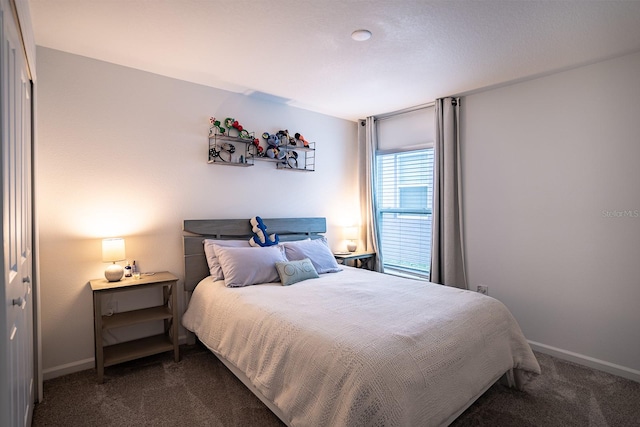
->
[215,245,287,287]
[281,237,342,274]
[203,239,250,280]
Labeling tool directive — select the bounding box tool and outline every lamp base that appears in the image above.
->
[105,263,124,282]
[347,242,357,252]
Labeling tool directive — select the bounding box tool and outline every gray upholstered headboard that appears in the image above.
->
[182,217,327,291]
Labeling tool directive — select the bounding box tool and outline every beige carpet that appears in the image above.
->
[33,343,640,426]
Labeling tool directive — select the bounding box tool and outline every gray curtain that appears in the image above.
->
[360,117,383,272]
[430,97,467,289]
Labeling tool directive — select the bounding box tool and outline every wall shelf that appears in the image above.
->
[208,132,255,166]
[255,142,315,172]
[208,130,315,171]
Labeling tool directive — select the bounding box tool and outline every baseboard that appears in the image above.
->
[43,337,639,383]
[528,340,640,383]
[43,357,94,380]
[42,334,191,380]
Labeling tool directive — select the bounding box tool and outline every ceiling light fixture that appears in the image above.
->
[351,29,372,42]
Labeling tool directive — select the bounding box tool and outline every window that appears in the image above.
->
[398,185,428,219]
[376,149,434,278]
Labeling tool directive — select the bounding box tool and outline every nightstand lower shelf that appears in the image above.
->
[103,306,172,330]
[104,334,174,367]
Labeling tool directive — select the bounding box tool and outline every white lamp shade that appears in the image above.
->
[102,238,125,262]
[344,226,359,241]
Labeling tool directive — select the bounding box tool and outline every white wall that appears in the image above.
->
[462,51,640,378]
[36,47,359,377]
[37,45,640,382]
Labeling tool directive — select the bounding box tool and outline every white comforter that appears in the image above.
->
[182,267,540,427]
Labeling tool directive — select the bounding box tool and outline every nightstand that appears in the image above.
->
[334,251,376,270]
[90,271,179,383]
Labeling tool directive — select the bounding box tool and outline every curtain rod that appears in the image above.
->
[373,102,435,121]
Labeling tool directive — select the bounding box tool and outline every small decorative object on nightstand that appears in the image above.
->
[334,251,376,271]
[90,271,179,383]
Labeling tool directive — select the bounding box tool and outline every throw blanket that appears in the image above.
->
[182,267,540,426]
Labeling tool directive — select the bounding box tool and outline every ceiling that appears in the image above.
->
[29,0,640,121]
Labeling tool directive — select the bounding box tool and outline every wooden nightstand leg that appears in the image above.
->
[171,282,179,362]
[93,292,105,383]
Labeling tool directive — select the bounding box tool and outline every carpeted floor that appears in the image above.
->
[33,343,640,426]
[451,352,640,427]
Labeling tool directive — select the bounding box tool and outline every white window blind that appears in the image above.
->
[376,149,434,277]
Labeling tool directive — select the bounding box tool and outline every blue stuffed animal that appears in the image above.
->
[249,216,279,247]
[262,133,283,159]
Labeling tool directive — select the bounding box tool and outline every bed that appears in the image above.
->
[181,218,540,426]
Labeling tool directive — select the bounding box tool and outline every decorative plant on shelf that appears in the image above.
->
[209,117,226,135]
[223,117,253,139]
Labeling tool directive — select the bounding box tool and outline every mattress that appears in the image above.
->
[182,266,540,426]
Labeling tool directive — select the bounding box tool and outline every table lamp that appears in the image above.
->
[345,226,358,252]
[102,238,125,281]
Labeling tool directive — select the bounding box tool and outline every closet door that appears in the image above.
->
[1,0,35,425]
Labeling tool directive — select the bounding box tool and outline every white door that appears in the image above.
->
[1,0,35,424]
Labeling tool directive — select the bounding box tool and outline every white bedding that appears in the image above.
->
[182,267,540,426]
